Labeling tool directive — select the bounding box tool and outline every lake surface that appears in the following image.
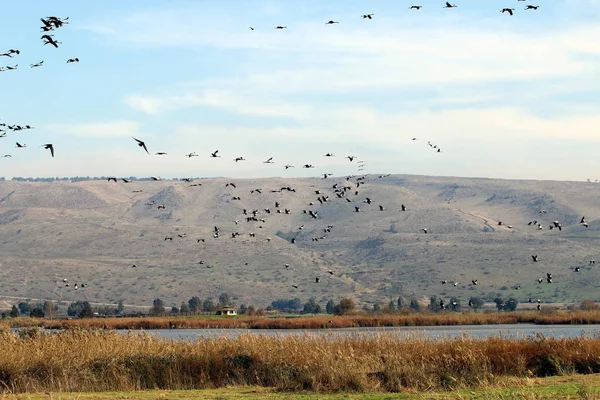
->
[110,324,600,341]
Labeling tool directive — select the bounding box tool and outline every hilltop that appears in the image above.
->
[0,174,598,309]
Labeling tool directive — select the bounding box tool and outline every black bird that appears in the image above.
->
[501,8,515,15]
[325,21,339,25]
[43,144,54,157]
[532,255,539,262]
[210,150,220,158]
[409,5,423,9]
[107,177,117,182]
[444,2,457,8]
[132,137,149,154]
[66,58,79,63]
[401,204,407,211]
[275,26,287,29]
[315,277,320,283]
[30,61,44,68]
[525,5,539,10]
[361,14,374,19]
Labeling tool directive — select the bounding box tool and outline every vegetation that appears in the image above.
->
[6,309,600,330]
[2,328,600,394]
[4,374,600,399]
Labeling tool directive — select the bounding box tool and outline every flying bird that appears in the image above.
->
[66,58,79,63]
[501,8,515,15]
[361,14,374,19]
[43,144,54,157]
[132,137,149,154]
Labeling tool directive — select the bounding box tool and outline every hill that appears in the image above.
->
[0,174,599,309]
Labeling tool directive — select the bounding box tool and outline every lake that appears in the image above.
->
[105,324,600,341]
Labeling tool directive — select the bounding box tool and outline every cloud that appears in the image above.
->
[46,121,144,138]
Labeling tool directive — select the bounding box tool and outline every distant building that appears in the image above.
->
[215,306,237,316]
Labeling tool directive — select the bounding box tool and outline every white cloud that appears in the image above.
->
[47,121,144,138]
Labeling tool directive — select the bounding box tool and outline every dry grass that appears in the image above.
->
[2,327,600,394]
[9,310,600,330]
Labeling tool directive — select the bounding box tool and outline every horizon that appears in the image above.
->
[1,0,599,181]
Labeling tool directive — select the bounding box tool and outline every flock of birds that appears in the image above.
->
[1,15,75,158]
[4,5,598,313]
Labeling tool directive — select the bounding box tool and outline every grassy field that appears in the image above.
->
[2,374,600,399]
[7,309,600,330]
[3,327,600,395]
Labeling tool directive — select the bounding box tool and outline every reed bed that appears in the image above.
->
[15,310,600,330]
[1,327,600,394]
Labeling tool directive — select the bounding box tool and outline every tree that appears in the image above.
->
[117,300,125,315]
[326,300,335,314]
[334,298,355,315]
[218,292,231,307]
[180,302,189,313]
[43,301,56,319]
[429,296,441,312]
[303,298,321,314]
[238,304,247,314]
[409,299,421,312]
[30,304,45,318]
[9,305,19,318]
[373,302,381,312]
[17,302,32,315]
[580,299,599,311]
[388,300,396,311]
[150,298,165,316]
[469,297,485,310]
[188,296,201,312]
[202,299,216,312]
[397,296,405,310]
[171,305,179,314]
[494,297,505,311]
[67,301,93,318]
[506,297,519,311]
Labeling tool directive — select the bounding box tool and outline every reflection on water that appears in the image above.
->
[109,324,600,341]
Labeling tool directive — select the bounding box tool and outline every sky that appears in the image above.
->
[1,0,599,181]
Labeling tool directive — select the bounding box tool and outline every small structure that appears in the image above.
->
[215,306,237,316]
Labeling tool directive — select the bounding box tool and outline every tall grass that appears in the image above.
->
[12,310,600,330]
[1,327,600,393]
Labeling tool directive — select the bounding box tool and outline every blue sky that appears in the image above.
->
[1,0,599,180]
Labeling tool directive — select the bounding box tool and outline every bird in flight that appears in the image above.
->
[210,150,221,158]
[30,61,44,68]
[275,26,287,29]
[501,8,515,15]
[132,137,149,154]
[409,5,422,10]
[264,157,274,164]
[66,58,79,63]
[43,144,54,157]
[444,2,457,8]
[326,20,339,25]
[16,142,26,148]
[361,14,374,19]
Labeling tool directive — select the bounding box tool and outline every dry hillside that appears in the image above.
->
[0,174,599,309]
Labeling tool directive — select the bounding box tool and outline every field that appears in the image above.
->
[6,309,600,330]
[4,375,600,399]
[3,327,600,395]
[0,175,599,311]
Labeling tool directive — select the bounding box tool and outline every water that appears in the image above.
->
[105,324,600,341]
